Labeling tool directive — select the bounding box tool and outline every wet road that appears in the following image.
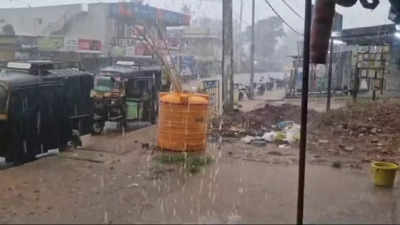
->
[0,125,399,224]
[0,86,390,224]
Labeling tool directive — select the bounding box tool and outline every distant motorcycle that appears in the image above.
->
[238,84,250,101]
[256,83,266,96]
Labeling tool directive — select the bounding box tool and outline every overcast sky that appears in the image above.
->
[0,0,393,33]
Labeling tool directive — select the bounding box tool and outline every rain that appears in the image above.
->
[0,0,400,224]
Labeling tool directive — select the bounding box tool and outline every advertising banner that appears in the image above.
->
[78,39,102,51]
[109,2,190,26]
[38,36,64,51]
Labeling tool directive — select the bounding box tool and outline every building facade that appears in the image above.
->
[167,27,222,78]
[0,2,189,61]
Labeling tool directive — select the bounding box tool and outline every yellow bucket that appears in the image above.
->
[371,162,399,187]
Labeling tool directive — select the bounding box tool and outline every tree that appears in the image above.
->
[271,30,300,72]
[244,16,285,71]
[2,24,15,36]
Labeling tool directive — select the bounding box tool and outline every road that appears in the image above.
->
[1,122,399,224]
[0,89,396,224]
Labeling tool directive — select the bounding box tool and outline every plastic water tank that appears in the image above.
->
[157,92,209,152]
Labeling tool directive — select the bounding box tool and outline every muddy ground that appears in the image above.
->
[1,94,400,224]
[217,96,400,168]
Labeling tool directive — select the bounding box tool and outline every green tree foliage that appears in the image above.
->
[2,24,15,36]
[245,16,285,60]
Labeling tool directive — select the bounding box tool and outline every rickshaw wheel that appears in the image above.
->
[121,119,128,129]
[91,121,104,135]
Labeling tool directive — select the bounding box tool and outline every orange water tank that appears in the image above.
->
[157,92,209,152]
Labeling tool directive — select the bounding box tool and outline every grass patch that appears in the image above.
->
[154,153,214,174]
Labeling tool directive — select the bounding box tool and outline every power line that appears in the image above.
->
[281,0,304,20]
[263,0,302,35]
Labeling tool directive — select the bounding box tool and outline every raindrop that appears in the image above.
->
[160,200,164,214]
[212,193,216,204]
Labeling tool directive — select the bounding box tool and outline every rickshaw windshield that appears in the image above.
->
[94,77,114,92]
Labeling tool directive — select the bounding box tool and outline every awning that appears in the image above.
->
[340,24,396,45]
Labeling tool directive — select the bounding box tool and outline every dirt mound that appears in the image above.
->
[212,104,317,137]
[309,100,400,161]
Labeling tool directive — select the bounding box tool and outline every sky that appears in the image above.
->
[0,0,393,33]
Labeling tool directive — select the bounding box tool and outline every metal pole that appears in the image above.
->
[373,70,377,101]
[237,0,243,73]
[222,0,226,105]
[297,0,312,224]
[222,0,234,112]
[326,38,334,112]
[250,0,256,99]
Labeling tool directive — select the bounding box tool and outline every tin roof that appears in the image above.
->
[0,71,39,88]
[340,24,396,45]
[100,65,161,74]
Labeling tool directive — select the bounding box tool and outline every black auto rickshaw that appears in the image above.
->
[0,61,93,164]
[91,61,161,134]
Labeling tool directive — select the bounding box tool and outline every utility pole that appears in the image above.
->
[250,0,256,99]
[237,0,243,73]
[297,0,312,224]
[222,0,234,112]
[326,38,333,112]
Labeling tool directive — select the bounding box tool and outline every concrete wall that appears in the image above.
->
[61,4,109,54]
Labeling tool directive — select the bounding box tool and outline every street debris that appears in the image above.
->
[318,139,329,144]
[212,104,307,152]
[212,104,317,138]
[277,121,296,129]
[278,145,289,149]
[310,100,400,161]
[238,120,300,146]
[127,183,139,188]
[213,99,400,165]
[332,161,342,169]
[344,146,355,152]
[241,135,255,144]
[262,131,276,142]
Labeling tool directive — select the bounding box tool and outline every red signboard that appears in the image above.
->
[78,39,102,51]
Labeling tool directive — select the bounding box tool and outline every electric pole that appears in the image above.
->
[237,0,243,73]
[222,0,234,112]
[326,38,333,112]
[250,0,255,99]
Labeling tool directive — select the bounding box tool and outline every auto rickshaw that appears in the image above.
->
[0,61,93,164]
[91,61,161,134]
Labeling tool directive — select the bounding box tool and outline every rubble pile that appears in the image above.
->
[212,103,317,138]
[310,100,400,160]
[212,100,400,161]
